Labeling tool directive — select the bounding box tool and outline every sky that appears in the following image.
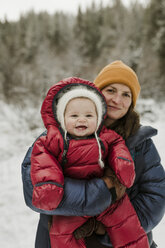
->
[0,0,146,21]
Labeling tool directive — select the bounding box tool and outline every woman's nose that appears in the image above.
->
[112,94,122,104]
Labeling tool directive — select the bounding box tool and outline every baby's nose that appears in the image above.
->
[78,117,86,122]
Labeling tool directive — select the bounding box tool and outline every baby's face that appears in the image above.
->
[64,97,97,138]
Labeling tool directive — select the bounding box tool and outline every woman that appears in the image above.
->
[22,60,165,247]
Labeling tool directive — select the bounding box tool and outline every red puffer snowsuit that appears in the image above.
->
[31,77,149,248]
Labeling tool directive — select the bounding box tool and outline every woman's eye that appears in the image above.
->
[107,89,115,93]
[123,93,131,98]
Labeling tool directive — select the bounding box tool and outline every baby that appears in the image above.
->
[31,77,148,248]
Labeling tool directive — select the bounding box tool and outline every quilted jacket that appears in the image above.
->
[22,78,165,247]
[31,77,135,211]
[22,126,165,247]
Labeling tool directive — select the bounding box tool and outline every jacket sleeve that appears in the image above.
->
[104,130,135,188]
[130,139,165,233]
[31,134,64,211]
[22,143,112,216]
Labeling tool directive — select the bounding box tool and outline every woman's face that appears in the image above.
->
[102,83,132,124]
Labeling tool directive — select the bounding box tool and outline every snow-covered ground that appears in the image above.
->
[0,99,165,248]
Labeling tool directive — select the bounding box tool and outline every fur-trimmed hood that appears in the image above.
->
[41,77,107,133]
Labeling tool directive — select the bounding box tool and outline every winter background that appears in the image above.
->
[0,99,165,248]
[1,0,165,247]
[0,0,147,21]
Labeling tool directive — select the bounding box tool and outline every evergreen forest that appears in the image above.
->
[0,0,165,107]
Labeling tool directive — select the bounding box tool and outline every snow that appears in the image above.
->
[0,99,165,247]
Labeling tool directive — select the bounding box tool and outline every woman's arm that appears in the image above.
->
[90,138,165,247]
[130,139,165,233]
[22,144,112,216]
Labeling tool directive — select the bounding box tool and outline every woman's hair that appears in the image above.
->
[105,105,140,140]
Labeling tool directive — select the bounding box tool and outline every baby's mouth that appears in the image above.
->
[76,125,87,130]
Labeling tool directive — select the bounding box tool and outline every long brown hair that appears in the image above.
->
[104,105,140,140]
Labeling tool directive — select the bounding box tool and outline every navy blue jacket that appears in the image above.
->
[21,126,165,247]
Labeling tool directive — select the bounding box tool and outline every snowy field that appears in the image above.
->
[1,99,165,248]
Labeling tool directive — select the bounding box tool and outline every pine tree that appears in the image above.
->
[146,0,165,74]
[74,2,102,62]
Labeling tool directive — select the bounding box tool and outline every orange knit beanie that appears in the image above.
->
[94,60,141,107]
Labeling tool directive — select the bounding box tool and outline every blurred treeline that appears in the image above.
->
[0,0,165,107]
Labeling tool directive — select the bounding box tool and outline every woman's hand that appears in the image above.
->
[102,168,126,201]
[74,218,106,240]
[95,221,106,235]
[74,218,97,239]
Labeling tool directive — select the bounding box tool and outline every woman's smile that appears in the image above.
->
[107,105,121,110]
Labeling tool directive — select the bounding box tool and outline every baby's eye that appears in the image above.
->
[71,114,78,117]
[86,114,93,117]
